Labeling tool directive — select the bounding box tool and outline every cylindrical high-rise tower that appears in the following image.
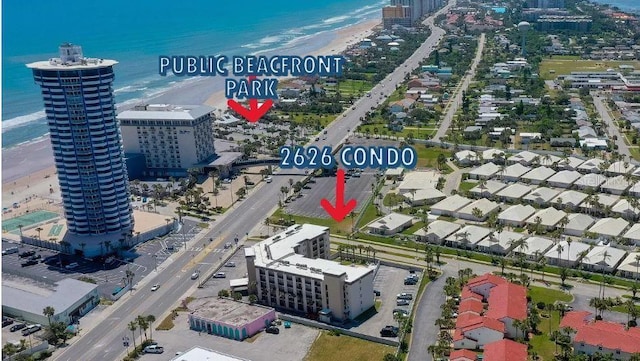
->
[27,43,133,236]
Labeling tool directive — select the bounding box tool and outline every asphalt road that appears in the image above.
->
[52,3,453,360]
[593,93,631,159]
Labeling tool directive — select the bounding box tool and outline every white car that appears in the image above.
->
[151,284,160,291]
[191,271,200,280]
[143,345,164,354]
[265,177,272,183]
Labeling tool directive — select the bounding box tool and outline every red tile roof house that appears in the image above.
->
[459,298,484,316]
[453,314,505,349]
[560,311,640,359]
[461,286,483,302]
[482,339,528,361]
[466,274,508,300]
[449,349,478,361]
[485,283,528,339]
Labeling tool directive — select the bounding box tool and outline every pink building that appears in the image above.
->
[188,297,276,341]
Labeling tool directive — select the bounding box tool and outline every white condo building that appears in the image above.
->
[27,44,133,236]
[245,224,375,322]
[118,104,216,177]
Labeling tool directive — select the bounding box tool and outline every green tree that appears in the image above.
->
[146,314,156,341]
[43,306,55,326]
[128,321,138,349]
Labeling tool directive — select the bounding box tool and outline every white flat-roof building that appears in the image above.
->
[469,180,507,198]
[616,252,640,279]
[611,199,640,220]
[523,187,560,206]
[587,218,629,239]
[482,149,506,163]
[539,154,562,167]
[574,173,608,190]
[457,199,501,222]
[397,170,440,193]
[455,150,479,165]
[501,164,532,182]
[557,156,585,171]
[2,278,99,326]
[170,347,251,361]
[547,170,582,188]
[577,158,605,174]
[526,207,567,230]
[514,237,554,260]
[402,188,446,206]
[607,161,635,175]
[475,231,524,255]
[601,175,631,195]
[414,220,461,244]
[495,183,534,203]
[521,166,556,185]
[468,162,501,180]
[582,245,627,273]
[508,151,539,165]
[579,194,619,215]
[430,195,473,217]
[245,224,375,321]
[498,204,537,227]
[544,240,591,268]
[385,168,405,180]
[445,225,492,248]
[366,213,414,235]
[551,190,587,210]
[563,213,596,237]
[119,104,216,177]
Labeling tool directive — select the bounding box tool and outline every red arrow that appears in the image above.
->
[227,76,273,123]
[321,169,357,222]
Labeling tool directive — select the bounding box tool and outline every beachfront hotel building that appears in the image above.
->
[118,104,216,178]
[27,44,133,237]
[245,224,375,322]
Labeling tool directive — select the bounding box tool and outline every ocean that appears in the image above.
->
[591,0,640,12]
[1,0,385,149]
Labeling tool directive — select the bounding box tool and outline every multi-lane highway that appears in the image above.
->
[52,3,454,360]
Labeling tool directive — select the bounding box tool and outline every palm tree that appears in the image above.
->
[599,250,612,299]
[128,321,138,349]
[43,306,55,326]
[137,315,149,341]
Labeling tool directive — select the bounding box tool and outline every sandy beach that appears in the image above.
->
[1,18,380,211]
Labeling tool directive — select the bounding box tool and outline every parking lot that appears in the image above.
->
[191,242,253,299]
[351,265,421,339]
[2,312,47,347]
[1,220,202,298]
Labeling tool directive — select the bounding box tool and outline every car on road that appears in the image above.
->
[265,326,280,334]
[213,272,226,278]
[143,345,164,354]
[2,317,14,327]
[265,177,273,183]
[21,259,38,267]
[151,284,160,291]
[397,293,413,300]
[396,299,410,306]
[19,250,36,258]
[224,242,232,249]
[65,262,79,270]
[380,326,399,337]
[225,262,236,267]
[10,323,26,332]
[191,271,200,280]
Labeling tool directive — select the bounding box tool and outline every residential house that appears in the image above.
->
[507,151,539,165]
[563,214,596,237]
[520,166,556,185]
[556,156,586,171]
[544,240,591,268]
[457,199,501,222]
[485,283,527,339]
[519,132,542,144]
[498,204,536,227]
[516,237,554,260]
[525,207,568,231]
[551,190,587,210]
[611,199,640,220]
[475,231,524,255]
[576,158,605,174]
[466,274,508,300]
[546,170,582,188]
[523,187,560,206]
[446,225,492,249]
[607,161,636,176]
[402,188,446,206]
[616,252,640,279]
[414,220,461,244]
[582,245,626,273]
[495,183,534,203]
[482,339,527,361]
[601,175,631,195]
[500,164,532,182]
[468,162,501,180]
[453,315,505,350]
[456,150,479,166]
[469,180,507,199]
[449,349,478,361]
[573,173,608,190]
[482,149,506,163]
[366,213,414,235]
[623,225,640,246]
[587,217,630,239]
[430,195,473,217]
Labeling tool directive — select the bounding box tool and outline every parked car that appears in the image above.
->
[18,250,36,258]
[2,317,14,327]
[404,278,418,285]
[10,323,26,332]
[380,326,399,337]
[2,247,19,255]
[65,262,79,270]
[373,290,381,296]
[191,271,200,280]
[393,309,409,317]
[397,293,413,300]
[151,284,160,291]
[265,326,280,334]
[396,299,410,306]
[143,345,164,354]
[29,254,42,261]
[21,324,42,336]
[21,259,38,267]
[225,262,236,267]
[213,272,226,278]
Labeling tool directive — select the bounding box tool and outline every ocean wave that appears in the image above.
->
[323,15,349,24]
[114,85,149,94]
[8,132,51,149]
[259,35,288,45]
[2,110,46,132]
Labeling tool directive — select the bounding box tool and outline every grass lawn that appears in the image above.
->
[539,58,640,80]
[356,199,380,229]
[383,193,405,207]
[402,221,425,235]
[630,147,640,161]
[458,181,476,192]
[414,146,452,169]
[528,286,574,361]
[306,331,394,361]
[270,208,353,235]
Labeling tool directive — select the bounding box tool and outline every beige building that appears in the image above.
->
[245,224,375,322]
[118,104,216,177]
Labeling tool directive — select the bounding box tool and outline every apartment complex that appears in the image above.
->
[383,0,443,29]
[27,44,133,236]
[244,224,375,322]
[118,104,216,177]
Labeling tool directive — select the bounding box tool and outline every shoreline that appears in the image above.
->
[1,18,380,192]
